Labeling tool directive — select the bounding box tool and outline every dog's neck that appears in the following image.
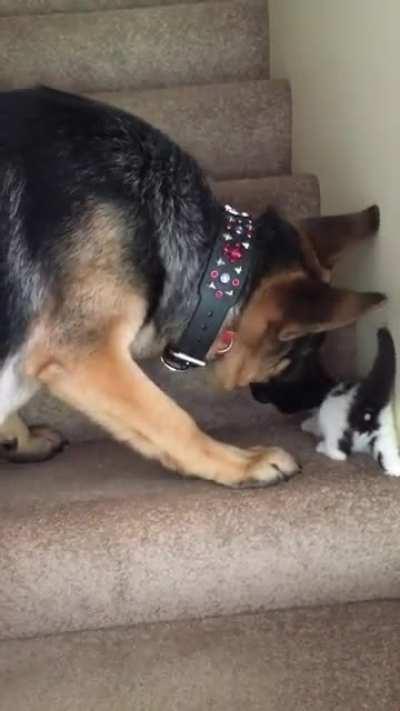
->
[161,205,255,372]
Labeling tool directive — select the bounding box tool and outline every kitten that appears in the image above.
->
[302,328,400,476]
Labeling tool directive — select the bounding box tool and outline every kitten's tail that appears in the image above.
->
[357,327,396,410]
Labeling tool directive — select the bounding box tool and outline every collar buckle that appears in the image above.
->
[161,348,206,372]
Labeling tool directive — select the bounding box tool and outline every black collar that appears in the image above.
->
[162,205,255,371]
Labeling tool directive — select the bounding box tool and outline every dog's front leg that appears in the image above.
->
[30,333,299,488]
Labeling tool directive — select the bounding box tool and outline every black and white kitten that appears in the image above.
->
[302,328,400,476]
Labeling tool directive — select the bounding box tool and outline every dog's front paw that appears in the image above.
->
[232,446,300,489]
[1,425,67,463]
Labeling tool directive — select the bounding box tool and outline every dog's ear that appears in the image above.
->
[297,204,380,270]
[274,277,386,341]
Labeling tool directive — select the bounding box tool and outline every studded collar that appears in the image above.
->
[162,205,255,371]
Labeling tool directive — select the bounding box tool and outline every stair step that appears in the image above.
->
[214,174,320,217]
[0,1,268,92]
[1,426,399,640]
[2,601,399,711]
[94,80,290,180]
[0,0,218,15]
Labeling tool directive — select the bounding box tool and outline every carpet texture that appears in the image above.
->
[213,174,320,217]
[0,0,218,14]
[0,1,268,92]
[1,601,399,710]
[93,79,290,180]
[1,418,400,639]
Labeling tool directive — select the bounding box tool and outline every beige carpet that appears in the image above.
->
[2,415,400,640]
[0,1,268,92]
[1,600,399,711]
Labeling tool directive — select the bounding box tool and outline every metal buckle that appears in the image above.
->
[172,351,206,367]
[161,348,206,372]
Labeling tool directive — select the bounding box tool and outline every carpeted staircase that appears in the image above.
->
[0,2,399,709]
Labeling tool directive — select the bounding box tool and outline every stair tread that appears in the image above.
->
[1,420,399,639]
[0,0,221,14]
[2,601,399,710]
[0,0,269,92]
[92,80,289,180]
[214,173,320,217]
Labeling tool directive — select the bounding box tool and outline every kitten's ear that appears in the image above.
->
[276,277,386,341]
[297,205,380,270]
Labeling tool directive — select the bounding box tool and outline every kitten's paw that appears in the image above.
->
[375,450,400,477]
[316,441,327,455]
[382,464,400,477]
[316,441,347,461]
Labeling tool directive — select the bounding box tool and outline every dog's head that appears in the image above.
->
[249,332,335,413]
[211,204,384,402]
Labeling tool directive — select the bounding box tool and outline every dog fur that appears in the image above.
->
[0,87,385,486]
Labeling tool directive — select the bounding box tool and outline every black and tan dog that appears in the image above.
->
[0,87,384,486]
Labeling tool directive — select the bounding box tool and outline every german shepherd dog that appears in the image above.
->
[0,87,384,487]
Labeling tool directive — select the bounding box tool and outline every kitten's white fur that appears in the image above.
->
[302,383,400,476]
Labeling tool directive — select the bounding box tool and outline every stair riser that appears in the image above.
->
[213,174,319,216]
[0,1,269,92]
[94,80,290,180]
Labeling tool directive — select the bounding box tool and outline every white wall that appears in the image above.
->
[269,0,400,409]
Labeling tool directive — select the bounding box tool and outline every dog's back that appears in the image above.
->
[0,90,45,361]
[0,87,217,363]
